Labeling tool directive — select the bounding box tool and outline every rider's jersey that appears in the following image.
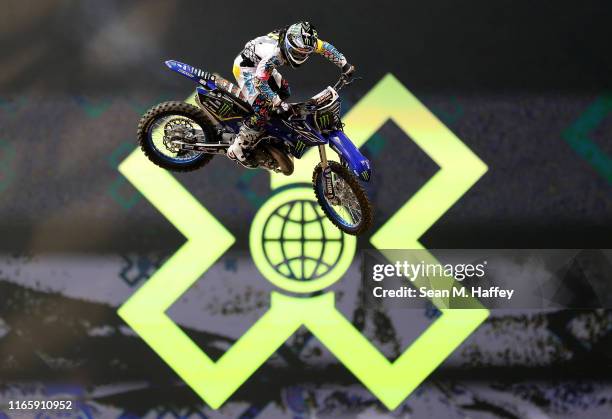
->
[233,29,347,105]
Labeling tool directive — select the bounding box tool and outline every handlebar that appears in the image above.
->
[332,74,362,91]
[284,73,362,116]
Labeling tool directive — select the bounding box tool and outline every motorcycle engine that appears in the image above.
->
[242,140,294,175]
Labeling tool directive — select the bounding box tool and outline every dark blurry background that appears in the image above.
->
[0,1,611,418]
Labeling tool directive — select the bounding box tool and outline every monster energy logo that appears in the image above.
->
[294,140,306,154]
[317,113,331,127]
[217,102,232,117]
[361,170,370,181]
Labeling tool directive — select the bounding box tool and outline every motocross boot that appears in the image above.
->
[227,124,262,162]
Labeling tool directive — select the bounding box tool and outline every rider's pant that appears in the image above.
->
[248,94,273,129]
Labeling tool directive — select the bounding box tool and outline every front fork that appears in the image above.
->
[318,145,336,201]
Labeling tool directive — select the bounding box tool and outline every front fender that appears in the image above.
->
[327,130,371,182]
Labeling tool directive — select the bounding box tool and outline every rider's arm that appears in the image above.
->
[315,39,351,73]
[254,53,282,106]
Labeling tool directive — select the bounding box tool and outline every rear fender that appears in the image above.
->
[327,130,371,182]
[165,60,216,89]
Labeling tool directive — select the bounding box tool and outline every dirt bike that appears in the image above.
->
[137,60,373,235]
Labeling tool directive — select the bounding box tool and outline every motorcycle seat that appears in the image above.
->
[213,74,247,100]
[212,74,253,110]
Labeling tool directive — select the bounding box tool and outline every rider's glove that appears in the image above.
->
[342,63,356,77]
[272,95,282,108]
[279,101,291,113]
[272,96,290,113]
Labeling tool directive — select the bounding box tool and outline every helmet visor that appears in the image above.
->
[285,36,313,64]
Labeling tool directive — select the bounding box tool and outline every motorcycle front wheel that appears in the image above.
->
[137,101,215,172]
[312,161,373,235]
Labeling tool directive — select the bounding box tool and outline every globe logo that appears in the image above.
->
[262,199,344,281]
[250,187,356,293]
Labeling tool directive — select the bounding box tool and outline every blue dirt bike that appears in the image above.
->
[137,60,372,235]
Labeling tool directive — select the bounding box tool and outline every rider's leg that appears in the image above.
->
[227,94,272,161]
[227,124,261,161]
[233,57,254,99]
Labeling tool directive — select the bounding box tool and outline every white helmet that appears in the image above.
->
[283,22,318,67]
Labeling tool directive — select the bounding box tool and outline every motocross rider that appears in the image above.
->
[227,21,355,162]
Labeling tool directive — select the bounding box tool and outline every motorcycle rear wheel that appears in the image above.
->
[137,101,215,172]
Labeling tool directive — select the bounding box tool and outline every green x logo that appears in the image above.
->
[118,74,488,410]
[562,95,612,184]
